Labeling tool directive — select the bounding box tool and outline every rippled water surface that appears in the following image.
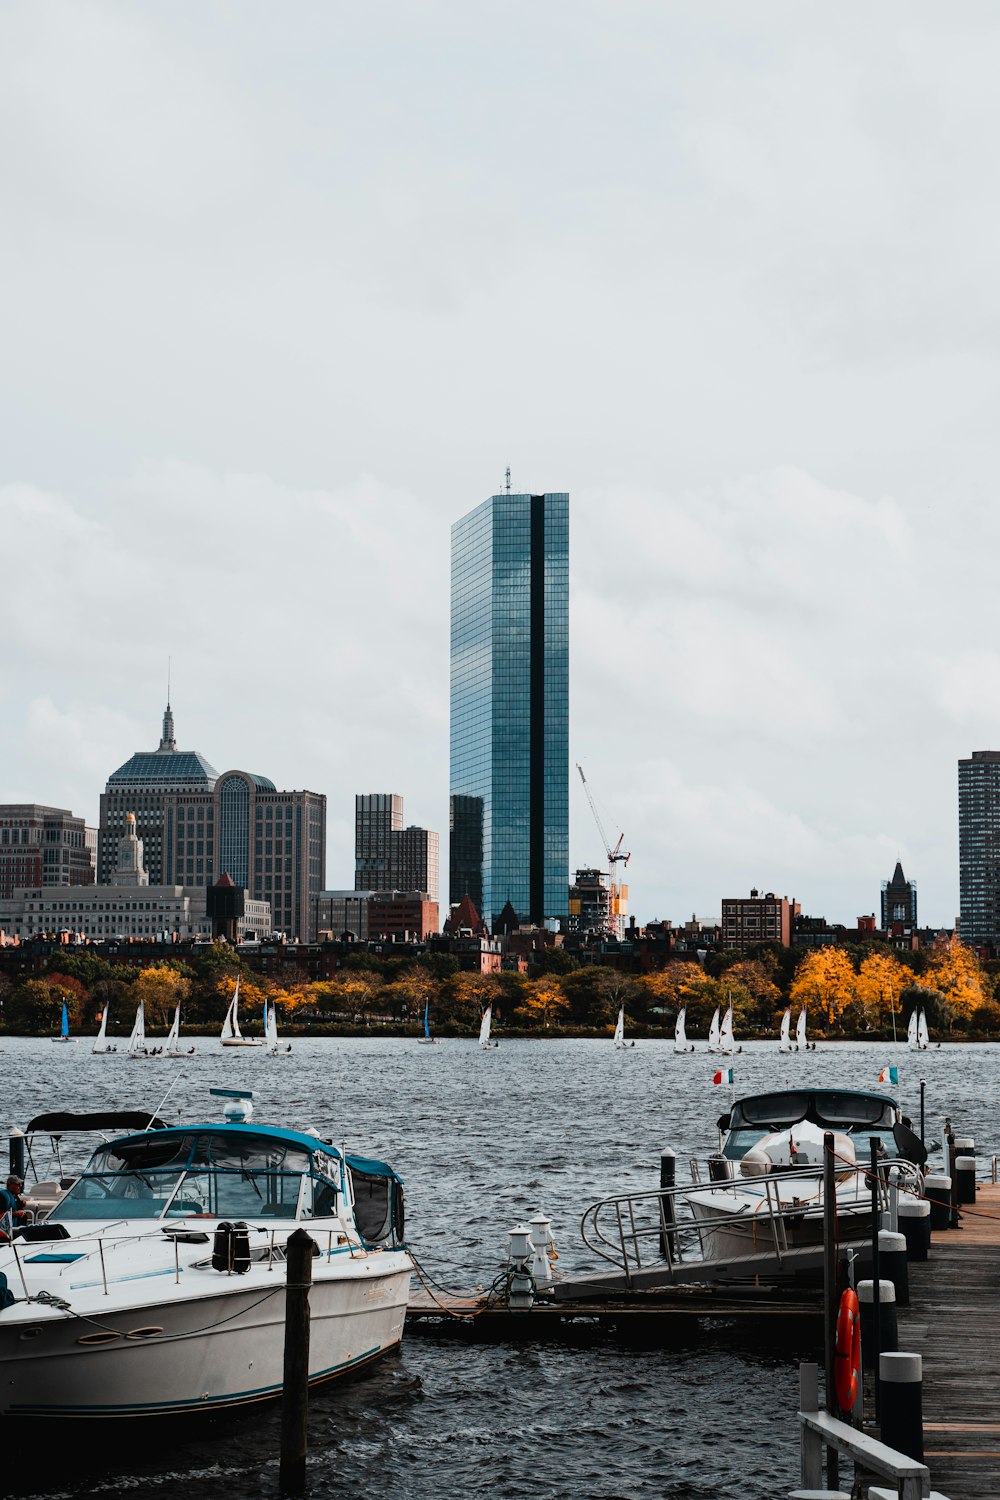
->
[4,1036,995,1499]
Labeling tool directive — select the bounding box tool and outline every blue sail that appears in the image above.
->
[423,1001,431,1040]
[60,1001,69,1038]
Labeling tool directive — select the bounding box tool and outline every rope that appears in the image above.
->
[407,1251,526,1322]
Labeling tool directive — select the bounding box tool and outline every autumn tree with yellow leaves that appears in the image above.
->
[919,938,988,1027]
[133,964,192,1031]
[854,951,910,1031]
[789,946,857,1027]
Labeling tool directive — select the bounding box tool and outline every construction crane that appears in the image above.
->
[576,763,630,937]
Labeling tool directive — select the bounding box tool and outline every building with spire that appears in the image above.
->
[881,860,917,933]
[98,702,218,885]
[112,813,149,887]
[98,702,326,942]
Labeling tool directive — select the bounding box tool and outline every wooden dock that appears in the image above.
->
[897,1180,1000,1500]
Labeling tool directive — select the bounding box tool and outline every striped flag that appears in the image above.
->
[878,1065,898,1085]
[713,1066,734,1085]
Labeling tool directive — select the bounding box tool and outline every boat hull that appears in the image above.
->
[220,1039,265,1048]
[686,1190,874,1260]
[0,1264,411,1419]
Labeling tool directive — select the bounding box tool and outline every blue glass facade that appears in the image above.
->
[450,494,569,928]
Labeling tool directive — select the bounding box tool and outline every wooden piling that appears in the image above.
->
[280,1228,315,1496]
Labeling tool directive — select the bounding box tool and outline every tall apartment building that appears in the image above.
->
[0,805,96,898]
[450,493,569,929]
[99,704,325,941]
[354,794,439,900]
[958,750,1000,950]
[721,889,797,951]
[567,867,629,941]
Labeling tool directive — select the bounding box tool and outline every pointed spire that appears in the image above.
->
[159,700,176,752]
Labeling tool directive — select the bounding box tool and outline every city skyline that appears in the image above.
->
[5,6,1000,928]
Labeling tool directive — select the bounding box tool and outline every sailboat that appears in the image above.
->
[778,1007,793,1053]
[92,1004,116,1054]
[164,1002,195,1057]
[266,1000,291,1056]
[613,1006,634,1049]
[706,1006,722,1053]
[796,1007,814,1051]
[418,1000,439,1046]
[907,1008,926,1051]
[673,1006,694,1053]
[220,978,264,1048]
[126,1001,149,1059]
[719,1002,741,1055]
[479,1004,499,1050]
[52,1000,75,1043]
[916,1009,936,1050]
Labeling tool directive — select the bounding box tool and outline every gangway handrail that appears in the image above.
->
[579,1163,899,1287]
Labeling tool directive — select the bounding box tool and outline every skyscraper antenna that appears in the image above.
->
[505,466,511,494]
[167,656,171,706]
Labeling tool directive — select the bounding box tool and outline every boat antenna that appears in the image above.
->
[145,1071,184,1131]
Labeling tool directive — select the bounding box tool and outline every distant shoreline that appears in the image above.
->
[4,1028,995,1044]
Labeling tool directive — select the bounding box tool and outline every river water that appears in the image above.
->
[4,1036,993,1500]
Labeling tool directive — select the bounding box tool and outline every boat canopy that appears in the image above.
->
[720,1089,900,1162]
[25,1111,172,1134]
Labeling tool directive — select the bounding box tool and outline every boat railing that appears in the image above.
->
[579,1165,895,1288]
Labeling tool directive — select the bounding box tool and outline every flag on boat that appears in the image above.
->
[713,1066,734,1085]
[878,1065,898,1085]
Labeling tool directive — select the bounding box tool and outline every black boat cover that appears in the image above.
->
[24,1111,172,1133]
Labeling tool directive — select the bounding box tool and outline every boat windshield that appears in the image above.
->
[48,1130,325,1222]
[723,1091,898,1162]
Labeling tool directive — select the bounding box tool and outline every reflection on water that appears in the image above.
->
[5,1037,993,1499]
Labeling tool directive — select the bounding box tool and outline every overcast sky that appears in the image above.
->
[3,1,999,927]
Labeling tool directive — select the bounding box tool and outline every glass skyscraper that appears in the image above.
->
[450,493,569,929]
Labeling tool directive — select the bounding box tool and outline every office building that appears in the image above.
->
[0,805,96,898]
[959,750,1000,950]
[721,889,798,951]
[100,703,325,941]
[450,492,569,929]
[354,794,439,900]
[567,867,629,941]
[99,703,218,885]
[315,890,375,942]
[881,861,917,932]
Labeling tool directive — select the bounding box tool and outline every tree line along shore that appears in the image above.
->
[1,934,998,1042]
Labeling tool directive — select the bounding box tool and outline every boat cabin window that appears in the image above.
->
[723,1092,899,1162]
[348,1165,404,1247]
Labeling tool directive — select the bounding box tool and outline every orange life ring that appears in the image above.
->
[834,1287,861,1411]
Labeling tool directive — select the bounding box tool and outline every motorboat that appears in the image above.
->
[221,978,264,1048]
[685,1087,926,1260]
[673,1006,694,1054]
[0,1091,412,1418]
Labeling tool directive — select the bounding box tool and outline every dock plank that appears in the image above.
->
[896,1181,1000,1500]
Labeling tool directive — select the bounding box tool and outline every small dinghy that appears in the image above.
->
[479,1004,499,1050]
[221,978,264,1048]
[674,1006,694,1054]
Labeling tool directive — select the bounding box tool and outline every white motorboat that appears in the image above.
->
[0,1092,412,1418]
[706,1006,721,1053]
[221,978,264,1048]
[673,1006,694,1054]
[778,1007,793,1053]
[686,1087,926,1260]
[91,1005,116,1055]
[479,1004,499,1050]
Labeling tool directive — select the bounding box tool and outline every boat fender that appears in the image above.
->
[834,1287,861,1412]
[232,1221,251,1275]
[212,1221,235,1273]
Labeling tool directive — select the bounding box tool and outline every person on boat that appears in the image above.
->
[0,1176,27,1228]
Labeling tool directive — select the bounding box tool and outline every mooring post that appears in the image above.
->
[280,1228,315,1496]
[880,1352,923,1464]
[822,1131,840,1491]
[869,1136,881,1423]
[947,1128,960,1228]
[8,1128,25,1183]
[659,1148,677,1261]
[798,1361,822,1489]
[918,1079,925,1147]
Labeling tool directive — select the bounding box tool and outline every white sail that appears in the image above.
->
[92,1004,111,1054]
[707,1006,721,1052]
[165,1004,180,1050]
[613,1006,625,1048]
[907,1008,919,1050]
[720,1004,735,1054]
[779,1007,792,1053]
[221,979,242,1041]
[674,1006,691,1053]
[917,1009,930,1048]
[126,1001,146,1057]
[796,1008,808,1049]
[267,1002,280,1052]
[479,1005,493,1048]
